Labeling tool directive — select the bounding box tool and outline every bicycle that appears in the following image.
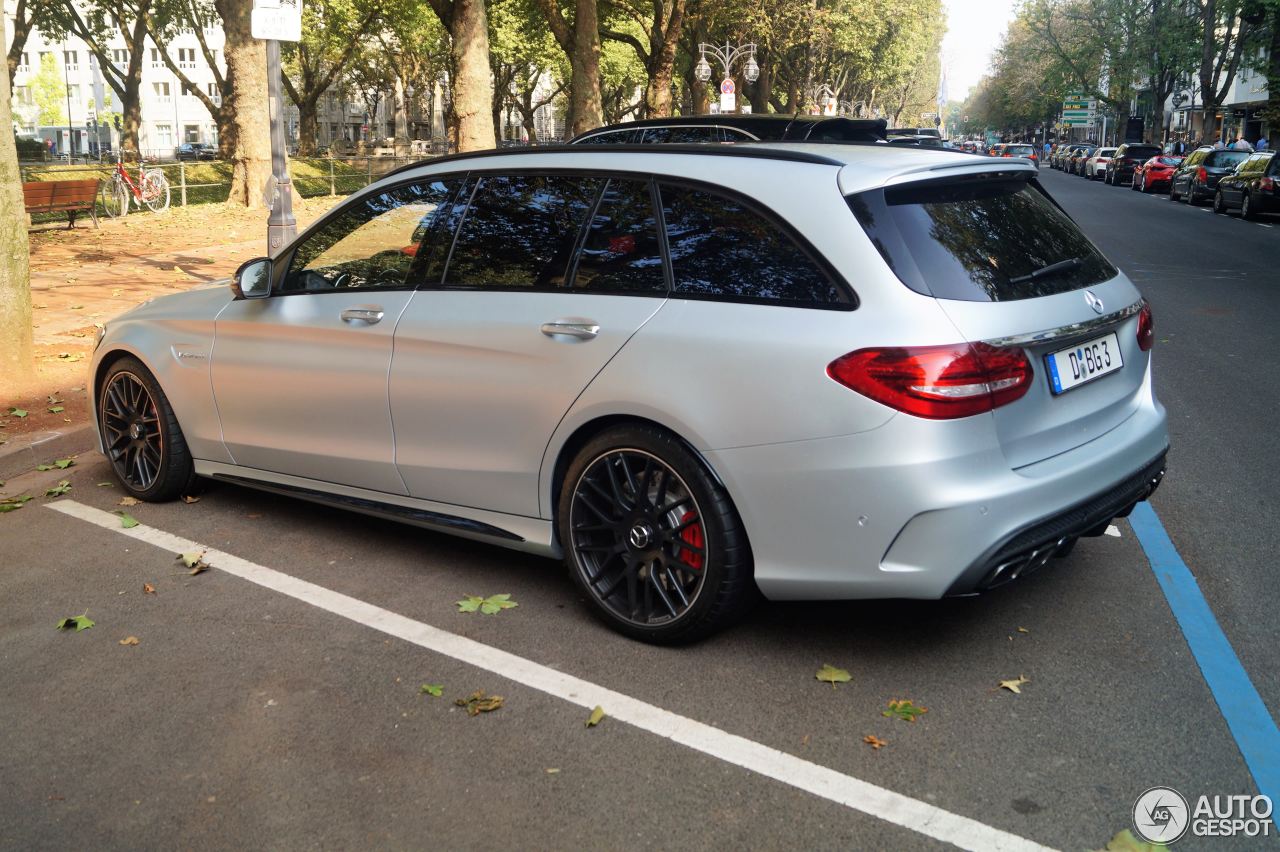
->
[100,153,170,218]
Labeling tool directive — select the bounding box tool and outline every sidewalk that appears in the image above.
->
[1,199,336,479]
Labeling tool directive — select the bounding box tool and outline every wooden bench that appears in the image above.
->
[22,178,101,229]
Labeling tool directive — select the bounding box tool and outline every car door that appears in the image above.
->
[389,172,668,517]
[211,178,461,494]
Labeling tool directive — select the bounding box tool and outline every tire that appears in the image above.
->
[1105,170,1112,185]
[1131,174,1140,191]
[1213,190,1227,214]
[557,425,755,644]
[1169,182,1181,202]
[1186,186,1200,205]
[101,178,128,219]
[141,170,170,213]
[1241,192,1255,220]
[98,356,198,502]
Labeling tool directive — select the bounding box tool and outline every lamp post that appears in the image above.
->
[694,42,759,114]
[62,44,75,159]
[405,84,415,139]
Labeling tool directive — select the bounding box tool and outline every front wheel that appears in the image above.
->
[1212,190,1227,214]
[558,426,754,644]
[101,178,129,218]
[141,170,170,213]
[99,356,197,501]
[1241,193,1255,220]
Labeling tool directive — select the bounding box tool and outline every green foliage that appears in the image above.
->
[30,53,66,126]
[456,593,519,615]
[420,683,444,697]
[55,612,95,632]
[815,664,852,687]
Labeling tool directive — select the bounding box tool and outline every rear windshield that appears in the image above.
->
[848,175,1117,303]
[1156,156,1183,166]
[1205,151,1250,169]
[1121,146,1160,160]
[1007,145,1035,156]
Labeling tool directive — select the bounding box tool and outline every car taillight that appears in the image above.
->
[1197,167,1207,182]
[1137,301,1154,352]
[1261,176,1276,192]
[826,342,1033,419]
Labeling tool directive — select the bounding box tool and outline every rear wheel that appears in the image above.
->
[1169,182,1181,202]
[101,177,128,218]
[141,170,170,213]
[1212,190,1227,214]
[1241,192,1255,220]
[558,425,754,644]
[99,356,197,501]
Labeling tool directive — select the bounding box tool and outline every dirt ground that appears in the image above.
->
[1,199,337,444]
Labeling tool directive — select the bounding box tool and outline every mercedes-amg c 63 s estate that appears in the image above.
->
[92,143,1168,643]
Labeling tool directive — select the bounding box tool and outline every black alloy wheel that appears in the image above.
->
[559,426,754,644]
[1241,192,1255,220]
[99,356,197,501]
[1213,190,1227,214]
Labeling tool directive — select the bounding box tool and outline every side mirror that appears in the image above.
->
[232,257,272,299]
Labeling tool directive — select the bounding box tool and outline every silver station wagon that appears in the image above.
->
[92,143,1168,643]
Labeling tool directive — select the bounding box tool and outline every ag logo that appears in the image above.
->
[1133,786,1190,844]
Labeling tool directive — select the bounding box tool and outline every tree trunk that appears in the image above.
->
[297,99,319,155]
[121,77,143,157]
[646,61,675,118]
[217,0,272,208]
[450,0,496,151]
[0,13,33,380]
[6,0,30,89]
[568,0,603,133]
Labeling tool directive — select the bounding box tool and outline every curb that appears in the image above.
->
[0,425,98,481]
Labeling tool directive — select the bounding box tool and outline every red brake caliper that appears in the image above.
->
[677,511,704,570]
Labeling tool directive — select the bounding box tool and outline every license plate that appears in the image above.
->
[1044,332,1123,395]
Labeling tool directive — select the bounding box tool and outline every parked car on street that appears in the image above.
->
[998,143,1040,166]
[1105,143,1161,185]
[1068,145,1098,175]
[1213,151,1279,219]
[1131,155,1184,193]
[90,143,1167,643]
[177,143,217,161]
[1083,147,1116,179]
[1168,147,1253,204]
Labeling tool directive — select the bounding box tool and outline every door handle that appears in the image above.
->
[341,307,384,325]
[540,320,600,341]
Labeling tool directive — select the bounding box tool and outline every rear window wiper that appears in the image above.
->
[1008,256,1083,286]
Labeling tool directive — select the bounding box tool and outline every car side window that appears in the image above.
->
[570,178,666,294]
[577,130,635,144]
[444,174,602,289]
[283,178,462,293]
[657,183,847,306]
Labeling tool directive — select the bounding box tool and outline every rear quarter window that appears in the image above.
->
[1206,151,1250,169]
[848,175,1117,303]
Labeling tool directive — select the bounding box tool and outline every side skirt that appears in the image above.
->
[193,460,561,557]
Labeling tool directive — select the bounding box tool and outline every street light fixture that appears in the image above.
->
[695,42,759,85]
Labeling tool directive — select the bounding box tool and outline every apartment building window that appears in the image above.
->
[178,48,196,69]
[13,86,32,105]
[64,50,78,70]
[150,48,164,68]
[153,82,171,102]
[18,52,30,72]
[156,123,173,148]
[184,125,200,143]
[67,84,81,105]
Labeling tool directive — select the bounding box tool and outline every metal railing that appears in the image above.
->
[19,155,441,222]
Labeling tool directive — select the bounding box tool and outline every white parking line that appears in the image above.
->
[48,499,1052,852]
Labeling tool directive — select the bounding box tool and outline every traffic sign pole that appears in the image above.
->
[265,38,295,257]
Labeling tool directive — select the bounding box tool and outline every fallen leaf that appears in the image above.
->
[181,495,200,504]
[545,768,560,774]
[47,395,62,405]
[96,482,114,487]
[457,593,518,615]
[1017,626,1030,634]
[45,480,72,497]
[119,636,140,646]
[48,406,64,414]
[36,464,54,471]
[7,407,28,418]
[1100,828,1167,851]
[815,664,852,687]
[420,683,443,697]
[0,494,34,512]
[999,675,1030,695]
[177,551,206,568]
[54,458,75,469]
[55,613,95,632]
[882,699,928,722]
[143,583,156,594]
[118,512,139,529]
[863,734,888,750]
[585,706,606,727]
[455,690,504,716]
[119,496,141,507]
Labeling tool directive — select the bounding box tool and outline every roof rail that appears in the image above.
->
[376,143,846,181]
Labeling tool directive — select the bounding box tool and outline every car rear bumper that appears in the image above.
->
[706,368,1168,601]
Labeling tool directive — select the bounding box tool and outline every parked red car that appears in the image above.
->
[1132,155,1184,193]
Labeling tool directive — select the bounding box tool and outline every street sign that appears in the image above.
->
[720,78,735,95]
[719,79,735,112]
[252,0,302,41]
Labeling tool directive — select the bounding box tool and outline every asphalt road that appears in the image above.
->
[1,165,1277,851]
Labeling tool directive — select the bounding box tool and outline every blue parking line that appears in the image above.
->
[1129,501,1280,824]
